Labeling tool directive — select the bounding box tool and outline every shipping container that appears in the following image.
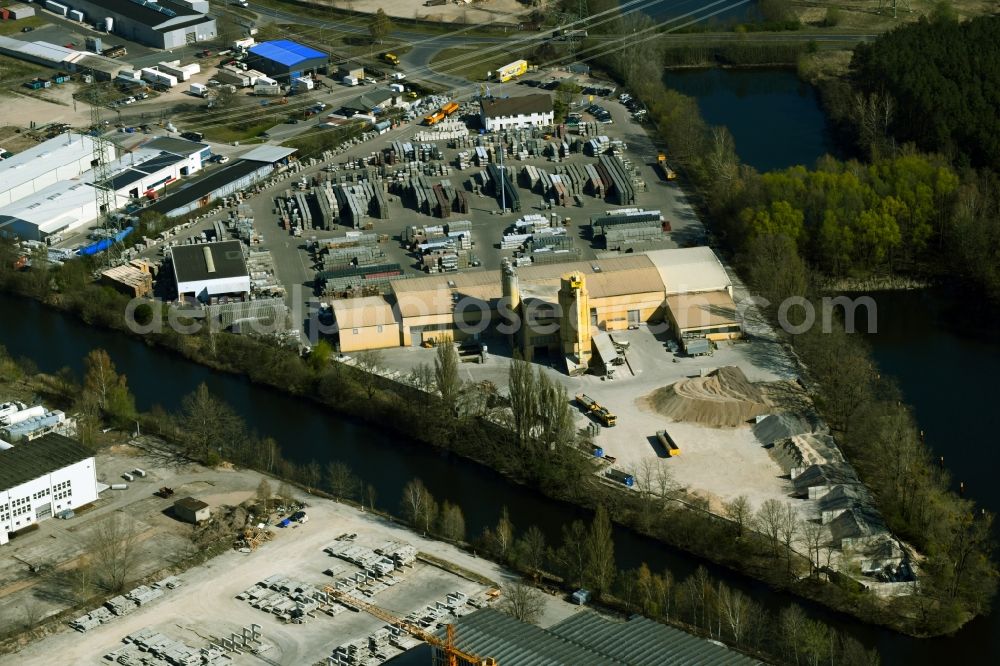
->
[189,82,207,97]
[45,1,68,17]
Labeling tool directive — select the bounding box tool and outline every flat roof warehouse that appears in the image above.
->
[248,40,327,67]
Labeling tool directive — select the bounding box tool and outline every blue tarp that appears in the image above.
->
[248,40,326,67]
[77,226,133,256]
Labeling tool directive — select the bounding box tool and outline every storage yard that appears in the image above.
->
[3,445,579,666]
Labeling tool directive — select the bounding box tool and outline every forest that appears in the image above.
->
[850,15,1000,173]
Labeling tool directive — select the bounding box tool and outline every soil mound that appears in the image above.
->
[649,366,768,427]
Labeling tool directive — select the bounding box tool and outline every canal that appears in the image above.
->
[0,285,997,662]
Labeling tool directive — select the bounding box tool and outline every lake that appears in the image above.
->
[664,67,835,172]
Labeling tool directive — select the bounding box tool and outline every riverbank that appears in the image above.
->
[0,253,966,645]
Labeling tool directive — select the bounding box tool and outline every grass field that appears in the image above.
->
[430,47,523,82]
[0,15,45,36]
[0,52,47,86]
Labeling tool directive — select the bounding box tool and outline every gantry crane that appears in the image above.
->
[323,586,496,666]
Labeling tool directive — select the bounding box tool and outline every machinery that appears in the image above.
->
[657,152,677,180]
[323,587,497,666]
[575,394,617,427]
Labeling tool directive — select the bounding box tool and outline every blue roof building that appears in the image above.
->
[246,40,328,80]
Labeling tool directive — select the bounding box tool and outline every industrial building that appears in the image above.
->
[480,94,554,132]
[170,240,251,302]
[0,34,128,79]
[433,608,755,666]
[141,135,211,174]
[0,133,115,208]
[173,496,209,523]
[245,40,328,81]
[0,142,210,241]
[0,180,129,241]
[331,248,743,370]
[59,0,217,49]
[145,145,297,218]
[342,89,403,116]
[0,433,99,546]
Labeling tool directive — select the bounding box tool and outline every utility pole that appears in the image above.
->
[88,76,120,267]
[499,135,505,214]
[877,0,911,19]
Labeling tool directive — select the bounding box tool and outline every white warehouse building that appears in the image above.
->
[170,240,251,303]
[58,0,217,50]
[0,180,129,242]
[480,93,554,132]
[0,433,99,546]
[0,133,115,208]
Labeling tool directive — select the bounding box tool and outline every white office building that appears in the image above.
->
[170,240,251,302]
[0,133,115,208]
[0,433,99,546]
[480,94,554,132]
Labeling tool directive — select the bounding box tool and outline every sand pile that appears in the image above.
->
[649,366,768,427]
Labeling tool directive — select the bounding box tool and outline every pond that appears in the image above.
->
[664,67,836,172]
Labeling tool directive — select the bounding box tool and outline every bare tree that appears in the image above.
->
[437,501,466,541]
[717,582,753,646]
[87,513,140,593]
[517,525,547,575]
[494,506,515,560]
[303,461,322,492]
[800,520,828,579]
[499,581,545,624]
[724,495,753,538]
[277,482,296,507]
[355,349,385,399]
[553,519,587,588]
[325,461,358,501]
[777,503,800,577]
[364,483,377,512]
[400,478,436,534]
[256,478,272,514]
[755,499,784,556]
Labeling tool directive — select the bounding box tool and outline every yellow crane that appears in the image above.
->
[323,586,497,666]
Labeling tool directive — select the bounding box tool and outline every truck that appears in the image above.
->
[189,82,207,97]
[656,430,681,457]
[657,152,677,180]
[575,393,617,427]
[605,468,635,487]
[343,75,358,86]
[440,101,459,116]
[423,111,445,126]
[381,52,399,66]
[495,59,528,83]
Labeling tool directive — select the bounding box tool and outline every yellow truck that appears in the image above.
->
[496,59,528,83]
[657,152,677,180]
[381,53,399,66]
[575,393,617,427]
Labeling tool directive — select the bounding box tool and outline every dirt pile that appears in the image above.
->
[648,366,768,427]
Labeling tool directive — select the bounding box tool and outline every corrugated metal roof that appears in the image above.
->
[645,247,732,295]
[442,609,759,666]
[548,610,759,665]
[437,609,621,666]
[0,433,93,490]
[331,296,396,329]
[0,133,97,197]
[390,256,665,319]
[248,40,326,67]
[238,145,297,164]
[666,290,739,330]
